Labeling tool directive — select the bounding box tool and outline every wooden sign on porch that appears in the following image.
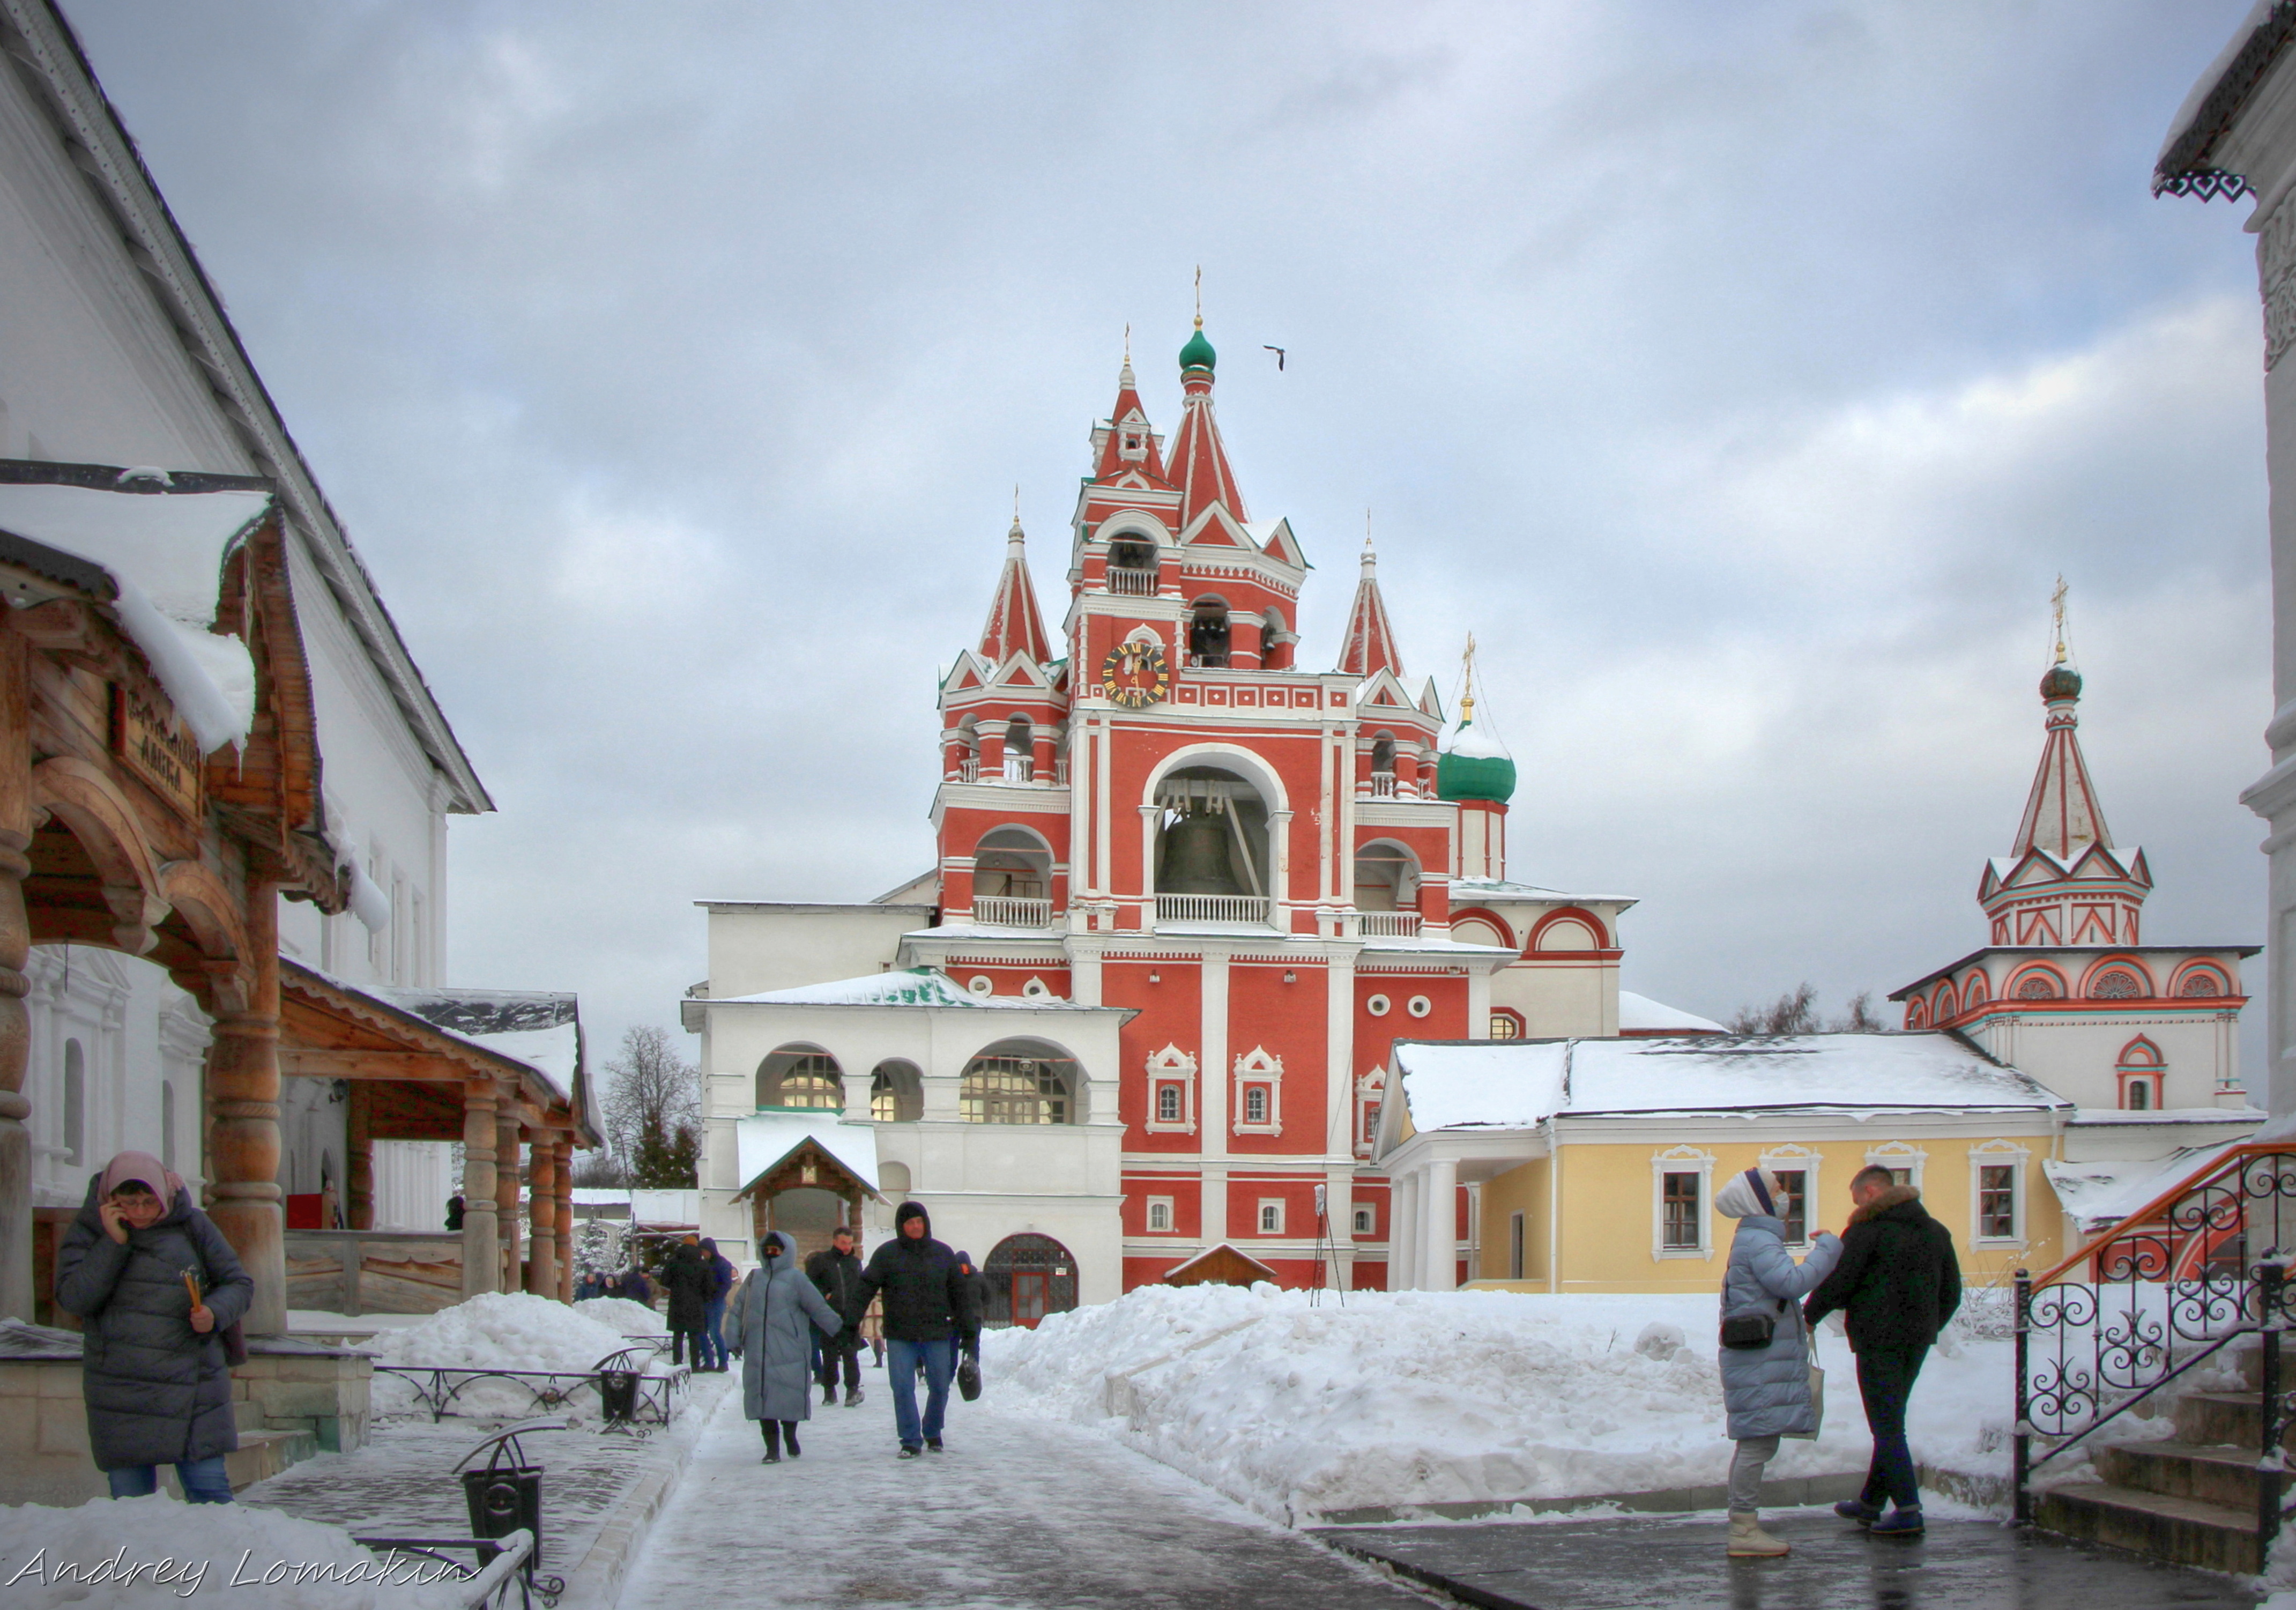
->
[110,682,203,818]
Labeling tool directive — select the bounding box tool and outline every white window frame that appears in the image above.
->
[1968,1140,2030,1247]
[1651,1145,1717,1261]
[1144,1044,1198,1135]
[1146,1196,1175,1233]
[1864,1141,1928,1190]
[1233,1045,1283,1136]
[1758,1143,1822,1250]
[1352,1205,1374,1236]
[1509,1209,1526,1280]
[1257,1198,1285,1235]
[1356,1068,1386,1157]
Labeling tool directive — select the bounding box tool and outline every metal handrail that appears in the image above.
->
[2011,1142,2296,1545]
[375,1361,690,1424]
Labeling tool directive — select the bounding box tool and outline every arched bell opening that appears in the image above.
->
[1002,714,1034,782]
[1153,766,1273,909]
[756,1044,844,1111]
[1188,596,1231,668]
[870,1058,924,1123]
[1110,537,1158,582]
[960,1037,1082,1124]
[974,826,1053,926]
[1354,841,1422,914]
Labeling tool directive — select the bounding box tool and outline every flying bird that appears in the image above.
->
[1264,345,1286,371]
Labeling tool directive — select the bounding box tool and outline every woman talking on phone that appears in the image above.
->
[54,1149,252,1502]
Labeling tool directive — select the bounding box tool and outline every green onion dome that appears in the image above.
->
[1179,324,1216,372]
[2040,663,2083,701]
[1437,716,1517,804]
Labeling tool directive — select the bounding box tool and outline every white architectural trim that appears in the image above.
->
[1651,1144,1717,1261]
[1968,1138,2032,1247]
[1757,1141,1823,1249]
[1233,1044,1283,1136]
[1864,1140,1928,1188]
[1145,1044,1198,1134]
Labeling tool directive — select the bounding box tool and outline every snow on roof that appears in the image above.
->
[710,966,1102,1010]
[2160,1,2276,165]
[1445,717,1510,760]
[2042,1142,2242,1233]
[1393,1032,2067,1133]
[0,480,263,751]
[1618,991,1724,1034]
[1452,877,1639,907]
[365,983,583,1106]
[735,1111,881,1195]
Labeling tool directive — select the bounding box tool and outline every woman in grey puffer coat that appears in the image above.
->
[734,1231,842,1463]
[1715,1167,1840,1557]
[54,1151,253,1501]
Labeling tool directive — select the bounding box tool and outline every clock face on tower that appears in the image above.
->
[1099,640,1171,709]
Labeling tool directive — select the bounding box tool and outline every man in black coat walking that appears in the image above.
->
[852,1201,978,1457]
[662,1236,714,1368]
[807,1225,868,1407]
[1803,1167,1963,1538]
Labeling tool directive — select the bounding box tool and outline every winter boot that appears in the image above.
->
[846,1386,865,1407]
[1833,1498,1881,1525]
[783,1422,801,1458]
[1727,1512,1789,1557]
[823,1384,837,1406]
[1869,1506,1924,1538]
[760,1422,782,1464]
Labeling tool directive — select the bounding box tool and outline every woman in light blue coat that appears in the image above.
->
[1715,1167,1841,1557]
[733,1231,843,1463]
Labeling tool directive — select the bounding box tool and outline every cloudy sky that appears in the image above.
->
[58,1,2275,1073]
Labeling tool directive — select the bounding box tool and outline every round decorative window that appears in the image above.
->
[2180,973,2222,998]
[2090,970,2142,1000]
[967,975,994,997]
[1407,995,1432,1019]
[2014,975,2060,999]
[1022,977,1050,999]
[1365,994,1391,1017]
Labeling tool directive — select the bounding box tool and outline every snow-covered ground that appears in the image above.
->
[363,1292,673,1420]
[981,1283,2017,1524]
[0,1492,465,1608]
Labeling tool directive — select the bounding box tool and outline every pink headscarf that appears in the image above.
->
[99,1149,184,1203]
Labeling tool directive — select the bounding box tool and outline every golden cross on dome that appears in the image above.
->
[2051,574,2070,665]
[1123,322,1131,365]
[1461,632,1479,723]
[1193,265,1202,329]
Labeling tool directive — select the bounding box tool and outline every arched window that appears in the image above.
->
[1261,606,1292,670]
[870,1059,923,1123]
[1154,767,1272,908]
[1244,1087,1268,1124]
[1003,715,1034,782]
[1188,597,1230,667]
[2013,973,2061,999]
[984,1233,1079,1329]
[2180,970,2224,998]
[960,1039,1079,1124]
[2127,1080,2152,1111]
[974,826,1052,903]
[1370,732,1396,775]
[62,1038,85,1166]
[1156,1085,1182,1122]
[2089,968,2143,1000]
[757,1045,844,1110]
[1354,841,1420,914]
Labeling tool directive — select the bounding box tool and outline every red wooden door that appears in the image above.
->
[1013,1272,1049,1327]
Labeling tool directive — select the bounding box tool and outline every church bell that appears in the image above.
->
[1160,808,1245,895]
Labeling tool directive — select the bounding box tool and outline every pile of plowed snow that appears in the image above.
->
[0,1491,465,1608]
[573,1295,666,1335]
[366,1292,667,1420]
[980,1283,2013,1523]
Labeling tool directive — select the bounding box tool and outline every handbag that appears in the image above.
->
[1785,1364,1825,1441]
[1719,1299,1784,1350]
[956,1354,982,1402]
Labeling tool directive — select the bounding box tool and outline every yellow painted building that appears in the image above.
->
[1374,1033,2070,1294]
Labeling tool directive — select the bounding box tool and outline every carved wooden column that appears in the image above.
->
[344,1079,374,1231]
[0,618,30,1321]
[525,1135,556,1298]
[206,880,286,1334]
[495,1106,521,1292]
[459,1080,498,1296]
[553,1136,573,1303]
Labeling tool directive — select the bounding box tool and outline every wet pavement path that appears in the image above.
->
[614,1382,1430,1609]
[1318,1510,2262,1610]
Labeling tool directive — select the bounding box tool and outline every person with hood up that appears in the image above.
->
[852,1201,978,1457]
[1804,1166,1963,1539]
[663,1234,712,1367]
[699,1236,736,1373]
[53,1151,255,1501]
[1714,1167,1842,1557]
[734,1230,843,1461]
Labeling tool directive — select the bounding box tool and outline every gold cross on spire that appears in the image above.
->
[1193,265,1202,330]
[2051,574,2070,665]
[1461,632,1478,723]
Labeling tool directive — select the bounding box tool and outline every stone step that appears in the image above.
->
[2171,1390,2294,1450]
[226,1428,318,1492]
[2092,1440,2284,1510]
[2034,1481,2263,1575]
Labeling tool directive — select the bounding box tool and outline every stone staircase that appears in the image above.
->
[2035,1342,2284,1574]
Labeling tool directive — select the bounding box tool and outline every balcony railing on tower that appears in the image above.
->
[970,896,1053,929]
[1107,568,1157,597]
[1153,894,1272,926]
[1357,912,1422,938]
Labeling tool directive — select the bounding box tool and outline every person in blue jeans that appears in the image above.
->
[699,1237,736,1372]
[849,1201,978,1457]
[54,1150,252,1503]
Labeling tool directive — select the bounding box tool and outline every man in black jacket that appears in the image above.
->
[1804,1167,1963,1538]
[806,1225,867,1407]
[852,1201,978,1457]
[662,1236,713,1368]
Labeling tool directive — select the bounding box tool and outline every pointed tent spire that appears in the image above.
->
[1164,295,1249,527]
[978,509,1052,666]
[1092,335,1169,484]
[2012,658,2112,863]
[1335,524,1403,678]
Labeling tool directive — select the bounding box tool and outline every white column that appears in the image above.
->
[1202,952,1230,1242]
[1423,1157,1457,1292]
[1391,1168,1418,1290]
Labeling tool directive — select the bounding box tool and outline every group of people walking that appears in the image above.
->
[734,1201,980,1461]
[1717,1163,1962,1556]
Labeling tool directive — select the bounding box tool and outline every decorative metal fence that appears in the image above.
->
[376,1348,689,1428]
[2013,1144,2296,1544]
